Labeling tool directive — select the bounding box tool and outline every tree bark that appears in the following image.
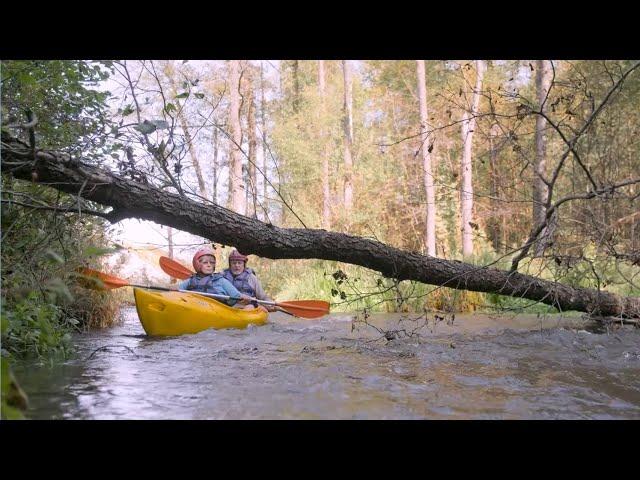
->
[212,126,219,204]
[318,60,331,230]
[292,60,300,114]
[460,60,485,257]
[489,123,502,252]
[260,61,268,220]
[167,226,176,283]
[416,60,436,256]
[342,60,354,213]
[228,60,245,214]
[277,62,286,225]
[3,131,638,319]
[533,59,554,256]
[178,113,209,200]
[247,73,258,219]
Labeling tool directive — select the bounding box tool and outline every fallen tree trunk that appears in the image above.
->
[2,132,639,319]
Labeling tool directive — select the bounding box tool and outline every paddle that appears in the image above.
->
[158,256,191,280]
[158,255,330,319]
[78,268,329,319]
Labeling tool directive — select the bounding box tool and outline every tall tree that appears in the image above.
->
[166,226,177,283]
[533,59,554,256]
[162,61,213,264]
[292,60,300,114]
[416,60,436,256]
[260,61,268,220]
[488,122,503,252]
[460,60,485,257]
[178,114,208,200]
[228,60,245,214]
[161,61,210,200]
[247,69,258,219]
[342,60,354,213]
[319,60,331,230]
[212,127,219,204]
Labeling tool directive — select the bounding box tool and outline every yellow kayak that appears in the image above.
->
[133,288,269,336]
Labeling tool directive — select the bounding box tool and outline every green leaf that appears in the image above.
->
[175,92,189,99]
[122,104,135,116]
[194,93,205,99]
[133,120,157,135]
[158,139,167,155]
[164,103,177,113]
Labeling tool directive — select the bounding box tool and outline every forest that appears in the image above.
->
[2,60,639,417]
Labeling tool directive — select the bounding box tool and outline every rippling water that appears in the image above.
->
[13,307,640,419]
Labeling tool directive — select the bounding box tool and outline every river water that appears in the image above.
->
[13,307,640,419]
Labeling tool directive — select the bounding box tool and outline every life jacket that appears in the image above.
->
[222,268,256,297]
[185,272,228,295]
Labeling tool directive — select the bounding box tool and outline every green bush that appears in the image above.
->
[1,355,27,420]
[2,293,73,358]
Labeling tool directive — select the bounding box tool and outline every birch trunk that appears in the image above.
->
[342,60,354,213]
[247,75,258,219]
[460,60,485,257]
[533,59,553,256]
[319,60,331,230]
[228,60,245,214]
[417,60,436,256]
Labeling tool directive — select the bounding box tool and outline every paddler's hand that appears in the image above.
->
[237,294,253,305]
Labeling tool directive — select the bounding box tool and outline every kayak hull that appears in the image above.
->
[133,288,269,336]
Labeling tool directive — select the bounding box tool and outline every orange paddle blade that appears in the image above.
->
[77,268,130,289]
[276,300,330,319]
[159,256,193,280]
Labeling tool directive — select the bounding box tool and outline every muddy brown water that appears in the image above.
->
[12,307,640,419]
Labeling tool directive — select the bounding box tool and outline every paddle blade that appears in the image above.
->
[159,256,192,280]
[77,268,130,290]
[276,300,330,319]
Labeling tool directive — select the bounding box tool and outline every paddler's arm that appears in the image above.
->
[218,278,251,306]
[169,279,191,291]
[249,275,276,312]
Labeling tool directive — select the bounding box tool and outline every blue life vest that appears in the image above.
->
[185,273,228,295]
[222,268,256,297]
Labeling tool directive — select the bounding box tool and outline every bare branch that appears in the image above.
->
[511,178,640,271]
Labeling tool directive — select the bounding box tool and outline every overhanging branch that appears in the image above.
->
[2,131,639,319]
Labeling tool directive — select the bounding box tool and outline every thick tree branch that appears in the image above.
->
[0,199,128,223]
[2,131,639,319]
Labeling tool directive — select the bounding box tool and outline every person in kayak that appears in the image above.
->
[173,247,253,307]
[222,249,276,312]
